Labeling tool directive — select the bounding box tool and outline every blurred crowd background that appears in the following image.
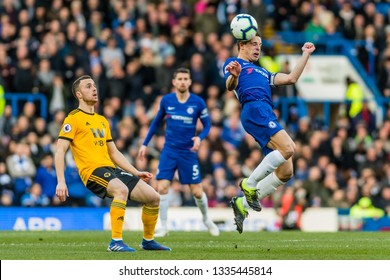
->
[0,0,390,229]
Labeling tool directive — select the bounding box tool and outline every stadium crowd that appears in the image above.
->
[0,0,389,229]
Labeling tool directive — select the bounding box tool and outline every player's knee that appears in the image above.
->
[112,185,129,201]
[277,166,294,182]
[192,189,203,199]
[281,141,296,159]
[189,184,203,198]
[282,171,294,182]
[157,186,169,195]
[148,192,160,207]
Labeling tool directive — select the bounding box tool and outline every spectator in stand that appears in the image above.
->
[188,52,207,97]
[6,142,36,205]
[48,110,66,140]
[36,59,55,97]
[294,157,309,182]
[294,117,311,145]
[0,105,16,138]
[329,132,355,172]
[350,197,384,219]
[377,186,390,215]
[338,2,355,40]
[21,182,50,207]
[13,58,35,93]
[377,54,390,98]
[198,139,213,177]
[345,76,364,120]
[60,53,78,93]
[202,175,218,207]
[359,146,385,178]
[225,151,243,182]
[0,161,13,202]
[189,31,210,59]
[138,50,158,110]
[351,122,374,169]
[164,179,182,208]
[168,0,190,28]
[25,131,45,167]
[351,13,366,41]
[193,2,220,38]
[218,184,240,208]
[221,109,246,151]
[33,117,48,138]
[48,75,67,115]
[279,186,306,230]
[64,160,88,207]
[328,189,350,209]
[0,44,15,92]
[155,54,177,95]
[35,152,58,204]
[302,166,330,207]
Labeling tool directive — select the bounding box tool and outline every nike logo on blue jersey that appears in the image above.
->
[167,107,175,110]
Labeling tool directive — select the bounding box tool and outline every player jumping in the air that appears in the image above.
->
[224,35,315,233]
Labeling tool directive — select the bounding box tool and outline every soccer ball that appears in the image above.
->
[230,14,258,41]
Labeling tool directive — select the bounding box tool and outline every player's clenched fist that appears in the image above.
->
[302,42,316,54]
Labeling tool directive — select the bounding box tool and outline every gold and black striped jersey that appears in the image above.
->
[58,108,115,184]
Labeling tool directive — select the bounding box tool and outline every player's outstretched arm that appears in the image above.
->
[107,142,153,182]
[274,42,315,86]
[55,138,70,202]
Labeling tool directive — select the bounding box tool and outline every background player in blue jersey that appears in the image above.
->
[224,35,315,233]
[138,68,219,237]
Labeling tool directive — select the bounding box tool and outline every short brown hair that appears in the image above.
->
[72,75,92,98]
[173,67,190,79]
[237,34,260,51]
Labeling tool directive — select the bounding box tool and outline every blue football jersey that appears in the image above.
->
[223,57,277,107]
[143,93,211,151]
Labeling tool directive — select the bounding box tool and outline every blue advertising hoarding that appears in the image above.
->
[0,207,109,230]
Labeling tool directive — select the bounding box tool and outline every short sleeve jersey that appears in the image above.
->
[58,109,115,184]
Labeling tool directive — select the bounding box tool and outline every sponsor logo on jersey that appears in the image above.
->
[254,68,269,79]
[171,115,193,122]
[167,106,175,110]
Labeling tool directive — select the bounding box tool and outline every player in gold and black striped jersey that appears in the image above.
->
[55,75,170,252]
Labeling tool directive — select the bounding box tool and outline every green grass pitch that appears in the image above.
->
[1,231,389,260]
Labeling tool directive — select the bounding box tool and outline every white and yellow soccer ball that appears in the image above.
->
[230,13,258,41]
